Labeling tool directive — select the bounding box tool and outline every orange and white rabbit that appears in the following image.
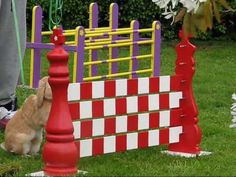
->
[1,77,52,155]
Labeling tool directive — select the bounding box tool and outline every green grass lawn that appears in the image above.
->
[0,40,236,176]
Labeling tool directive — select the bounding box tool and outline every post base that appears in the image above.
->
[161,150,212,158]
[26,170,88,177]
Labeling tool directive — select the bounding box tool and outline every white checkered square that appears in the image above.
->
[92,81,105,99]
[68,83,80,101]
[80,101,92,119]
[138,77,149,94]
[92,119,105,136]
[104,136,116,153]
[80,139,92,157]
[116,116,128,133]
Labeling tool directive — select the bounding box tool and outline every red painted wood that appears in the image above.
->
[159,94,169,110]
[92,100,104,118]
[69,103,80,120]
[43,28,78,176]
[93,138,104,156]
[116,135,127,152]
[127,115,138,131]
[104,80,116,97]
[138,132,149,148]
[170,109,182,126]
[80,82,92,99]
[138,95,149,112]
[159,129,169,145]
[170,75,182,91]
[168,30,202,154]
[105,118,116,135]
[127,78,138,95]
[81,120,93,138]
[116,98,127,115]
[149,77,159,93]
[149,112,160,129]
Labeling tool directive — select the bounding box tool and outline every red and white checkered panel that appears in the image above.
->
[68,76,181,101]
[67,76,183,158]
[69,92,182,120]
[73,109,182,139]
[75,126,183,158]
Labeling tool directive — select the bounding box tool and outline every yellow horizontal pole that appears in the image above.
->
[42,31,53,36]
[86,27,109,31]
[137,40,154,45]
[85,30,133,38]
[86,39,131,47]
[65,41,76,45]
[63,32,76,36]
[138,28,153,33]
[83,69,153,81]
[65,29,77,33]
[85,40,153,50]
[41,28,152,37]
[83,75,103,81]
[42,30,76,36]
[85,27,131,34]
[84,54,152,66]
[85,38,111,43]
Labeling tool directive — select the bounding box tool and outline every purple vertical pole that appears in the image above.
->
[110,3,119,74]
[33,6,42,88]
[131,20,139,78]
[90,3,99,76]
[76,27,85,83]
[153,21,161,76]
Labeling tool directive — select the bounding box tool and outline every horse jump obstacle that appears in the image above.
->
[27,3,161,88]
[37,28,210,177]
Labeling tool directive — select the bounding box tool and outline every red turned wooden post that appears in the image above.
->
[42,28,78,176]
[168,30,202,154]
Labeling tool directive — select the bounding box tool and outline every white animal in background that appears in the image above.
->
[230,93,236,128]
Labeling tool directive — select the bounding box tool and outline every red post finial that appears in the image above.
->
[50,28,65,46]
[168,30,202,154]
[42,28,78,176]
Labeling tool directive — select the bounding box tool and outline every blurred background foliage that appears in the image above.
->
[26,0,236,40]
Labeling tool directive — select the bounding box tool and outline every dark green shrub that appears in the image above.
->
[26,0,236,40]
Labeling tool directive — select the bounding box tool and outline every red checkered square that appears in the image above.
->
[93,138,104,156]
[138,95,148,112]
[80,82,92,99]
[127,115,138,132]
[75,141,80,158]
[105,80,116,97]
[159,128,169,145]
[105,118,116,135]
[159,94,169,110]
[149,112,159,129]
[138,132,149,148]
[92,100,104,118]
[149,77,159,93]
[81,120,92,138]
[127,78,138,95]
[116,135,127,152]
[69,103,80,120]
[116,98,127,115]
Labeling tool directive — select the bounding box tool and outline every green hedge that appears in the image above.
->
[26,0,236,40]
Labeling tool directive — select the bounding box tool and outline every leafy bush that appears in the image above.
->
[26,0,236,40]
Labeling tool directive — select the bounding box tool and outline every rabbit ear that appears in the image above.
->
[37,78,46,107]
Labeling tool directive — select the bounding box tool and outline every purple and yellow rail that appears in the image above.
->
[26,3,161,88]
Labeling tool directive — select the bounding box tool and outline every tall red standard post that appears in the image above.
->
[42,28,78,176]
[168,30,202,155]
